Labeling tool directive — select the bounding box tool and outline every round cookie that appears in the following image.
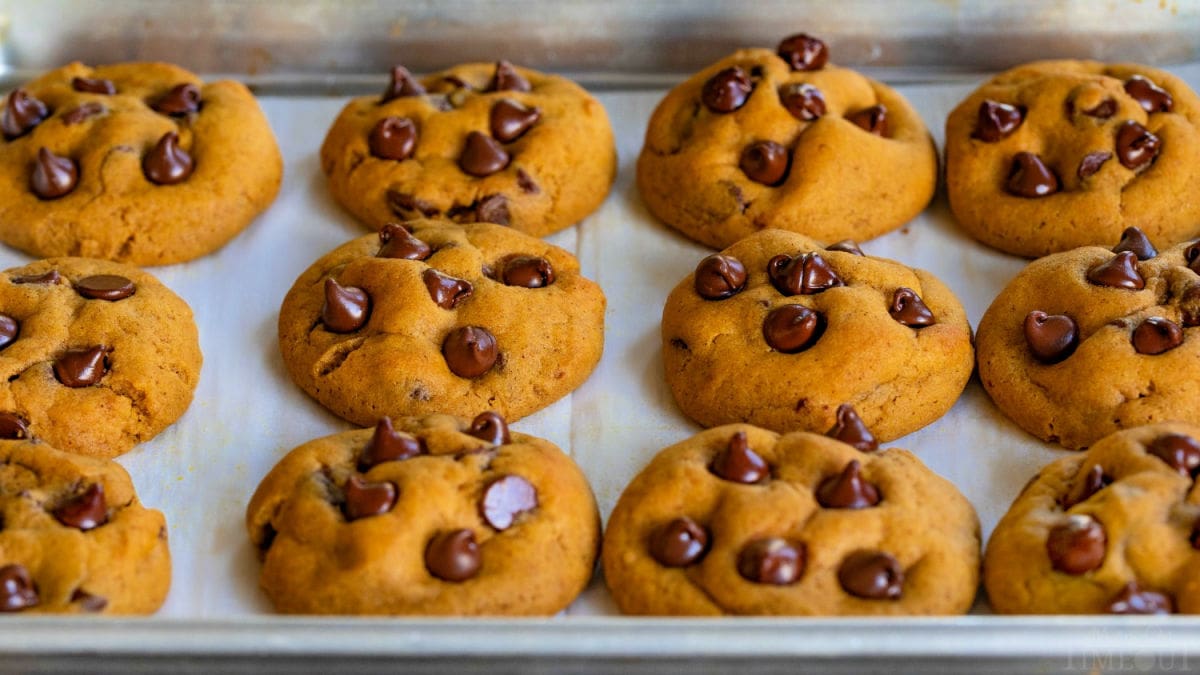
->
[661,228,973,440]
[278,218,604,425]
[0,61,282,265]
[602,423,980,615]
[945,60,1200,258]
[0,257,202,458]
[0,437,171,614]
[985,423,1200,614]
[977,230,1200,450]
[320,61,616,237]
[246,412,600,615]
[637,33,937,249]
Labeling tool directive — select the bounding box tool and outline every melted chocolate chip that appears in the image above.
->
[31,147,78,200]
[701,67,752,113]
[459,131,510,177]
[0,412,29,439]
[53,346,108,387]
[1046,514,1107,575]
[0,564,38,612]
[368,117,417,161]
[2,89,49,140]
[1187,242,1200,275]
[11,270,59,285]
[1077,151,1112,179]
[359,417,424,469]
[425,529,481,581]
[1024,311,1078,364]
[847,105,888,136]
[1087,251,1144,290]
[443,326,498,378]
[342,475,397,521]
[70,588,107,613]
[1082,99,1117,119]
[481,475,537,530]
[53,483,107,531]
[1115,120,1160,171]
[388,191,440,219]
[694,254,747,300]
[72,77,115,95]
[1107,582,1173,615]
[489,61,531,93]
[889,288,935,327]
[474,194,510,225]
[501,255,554,288]
[143,132,194,185]
[763,304,824,353]
[151,84,201,116]
[777,33,829,71]
[0,314,18,351]
[1132,316,1183,355]
[779,83,826,121]
[321,278,370,333]
[1113,226,1158,260]
[75,274,135,301]
[838,551,904,599]
[61,102,105,126]
[1191,517,1200,550]
[1063,464,1111,508]
[650,517,709,567]
[974,100,1024,142]
[381,65,426,102]
[1007,152,1059,198]
[377,223,432,260]
[739,141,789,185]
[817,460,881,509]
[423,269,473,310]
[1147,434,1200,478]
[737,538,805,585]
[467,411,510,445]
[710,431,769,484]
[827,240,864,256]
[826,404,878,452]
[1124,75,1173,114]
[767,252,843,296]
[490,100,541,143]
[516,169,539,194]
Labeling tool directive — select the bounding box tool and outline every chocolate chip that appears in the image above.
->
[69,588,107,613]
[701,67,752,113]
[489,61,531,92]
[710,431,769,484]
[650,517,709,567]
[377,222,432,260]
[1191,517,1200,550]
[827,240,864,256]
[974,100,1024,142]
[777,33,829,71]
[1024,311,1078,364]
[1114,120,1160,171]
[740,140,790,185]
[1082,99,1117,119]
[817,459,880,509]
[516,169,539,194]
[763,304,824,353]
[490,100,541,143]
[459,131,510,177]
[443,326,498,378]
[71,77,115,95]
[53,346,108,387]
[501,255,554,288]
[75,274,135,301]
[1147,434,1200,478]
[0,564,38,612]
[826,404,879,452]
[474,194,510,225]
[767,252,843,296]
[1063,464,1111,508]
[1113,226,1158,260]
[1006,152,1059,198]
[481,475,537,530]
[889,288,935,327]
[11,270,59,285]
[425,529,482,581]
[1087,251,1144,290]
[151,83,201,116]
[2,89,49,140]
[1186,242,1200,276]
[423,269,473,309]
[0,412,29,439]
[31,147,78,200]
[61,102,105,126]
[467,411,510,445]
[838,551,904,599]
[387,191,440,219]
[341,475,397,521]
[1132,316,1183,355]
[1124,75,1173,114]
[0,314,18,351]
[368,117,417,161]
[1077,151,1112,179]
[381,65,426,102]
[693,254,747,300]
[321,278,370,333]
[359,417,424,469]
[53,483,107,531]
[779,83,826,121]
[1107,582,1173,615]
[847,105,888,136]
[1046,514,1107,575]
[143,132,194,185]
[737,538,805,585]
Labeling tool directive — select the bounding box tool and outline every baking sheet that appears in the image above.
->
[5,62,1197,618]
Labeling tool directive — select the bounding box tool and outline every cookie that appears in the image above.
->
[278,218,604,425]
[945,60,1200,258]
[636,33,937,249]
[0,61,282,265]
[985,423,1200,614]
[602,423,980,615]
[976,230,1200,449]
[0,437,171,614]
[661,228,973,440]
[246,412,600,615]
[320,61,616,238]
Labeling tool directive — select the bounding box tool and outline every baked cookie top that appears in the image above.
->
[278,218,605,425]
[0,438,170,615]
[246,412,600,615]
[661,228,973,440]
[320,61,616,238]
[0,257,201,458]
[945,60,1200,258]
[977,230,1200,450]
[636,33,937,249]
[0,61,282,265]
[602,423,980,616]
[986,422,1200,614]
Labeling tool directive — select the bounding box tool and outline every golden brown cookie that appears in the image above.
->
[661,228,973,440]
[602,423,980,615]
[0,257,201,458]
[321,61,616,237]
[977,231,1200,450]
[945,60,1200,258]
[637,33,937,249]
[0,61,282,265]
[985,423,1200,614]
[278,218,604,425]
[0,438,170,614]
[246,412,600,615]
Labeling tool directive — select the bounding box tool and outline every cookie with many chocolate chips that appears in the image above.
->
[278,218,604,425]
[0,257,201,458]
[320,61,616,238]
[246,412,599,614]
[602,423,980,615]
[986,423,1200,614]
[0,61,282,264]
[661,228,973,440]
[636,33,937,249]
[0,437,170,614]
[945,60,1200,257]
[977,231,1200,449]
